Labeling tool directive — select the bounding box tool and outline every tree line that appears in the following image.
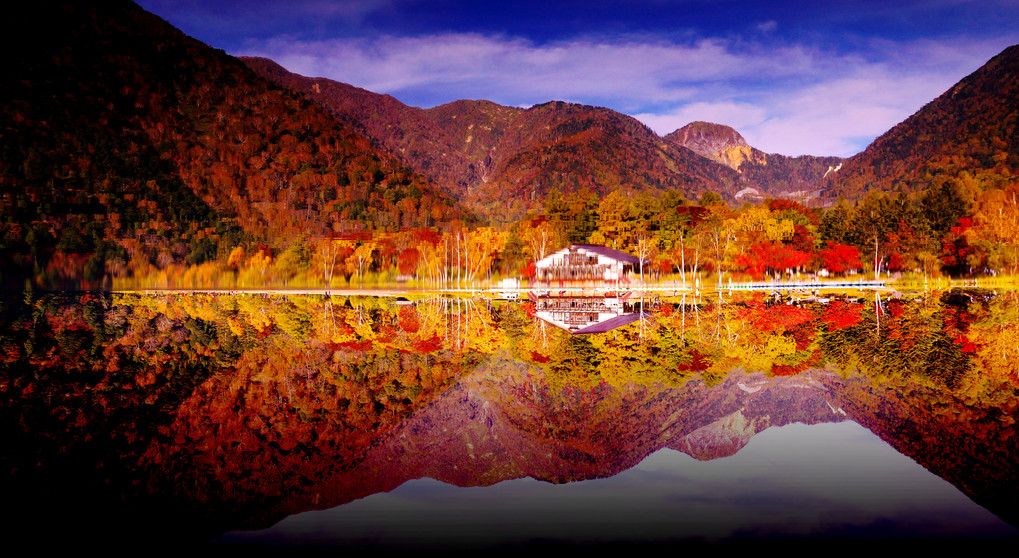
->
[103,177,1016,290]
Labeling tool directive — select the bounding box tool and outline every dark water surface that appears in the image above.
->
[2,289,1018,549]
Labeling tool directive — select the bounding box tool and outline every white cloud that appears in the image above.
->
[243,33,817,105]
[731,60,985,156]
[239,32,1019,157]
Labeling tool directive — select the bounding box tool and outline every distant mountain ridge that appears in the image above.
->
[665,121,844,203]
[242,57,842,217]
[248,40,1019,213]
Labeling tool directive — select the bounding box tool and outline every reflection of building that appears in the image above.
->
[534,244,644,286]
[531,292,649,334]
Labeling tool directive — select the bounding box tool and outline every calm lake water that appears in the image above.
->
[2,288,1018,549]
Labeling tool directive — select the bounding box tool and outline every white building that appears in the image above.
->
[533,244,644,286]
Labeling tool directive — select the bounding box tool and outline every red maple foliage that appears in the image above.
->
[819,242,862,274]
[821,300,864,330]
[736,242,812,279]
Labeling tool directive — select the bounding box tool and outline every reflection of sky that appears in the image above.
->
[217,421,1017,548]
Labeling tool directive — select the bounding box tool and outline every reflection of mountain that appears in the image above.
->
[310,366,846,503]
[824,373,1019,529]
[316,357,1019,536]
[671,373,845,460]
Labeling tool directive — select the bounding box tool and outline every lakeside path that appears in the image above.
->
[116,279,899,298]
[116,288,430,297]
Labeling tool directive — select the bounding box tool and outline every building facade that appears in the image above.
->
[533,244,643,286]
[531,293,646,334]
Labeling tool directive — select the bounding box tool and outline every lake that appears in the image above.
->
[2,288,1018,549]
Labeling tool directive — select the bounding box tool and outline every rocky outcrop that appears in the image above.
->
[666,121,767,171]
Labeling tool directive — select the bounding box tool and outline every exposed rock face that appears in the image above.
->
[674,409,763,460]
[665,121,843,205]
[666,121,767,171]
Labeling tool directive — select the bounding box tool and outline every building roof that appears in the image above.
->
[573,312,651,334]
[571,244,642,265]
[537,243,643,266]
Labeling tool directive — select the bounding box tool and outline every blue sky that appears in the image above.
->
[136,0,1019,157]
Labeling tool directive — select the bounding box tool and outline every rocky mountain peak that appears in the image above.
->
[670,121,749,151]
[666,121,765,171]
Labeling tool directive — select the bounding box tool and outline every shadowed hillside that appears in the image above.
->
[0,1,468,289]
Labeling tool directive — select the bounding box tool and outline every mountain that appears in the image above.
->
[463,100,737,217]
[249,43,1019,214]
[666,121,764,169]
[823,44,1019,200]
[243,58,843,219]
[9,1,1014,292]
[665,121,844,204]
[239,56,519,201]
[243,57,739,220]
[0,1,467,289]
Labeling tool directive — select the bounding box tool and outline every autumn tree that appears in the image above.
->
[819,242,862,275]
[965,185,1019,275]
[544,188,600,243]
[347,242,376,283]
[520,217,563,263]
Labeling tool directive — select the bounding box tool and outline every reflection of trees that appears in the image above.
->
[104,290,1019,513]
[546,335,602,390]
[111,290,1019,400]
[7,290,1019,539]
[833,293,970,388]
[318,295,338,339]
[963,290,1019,401]
[632,296,658,343]
[528,316,554,353]
[416,296,501,354]
[817,291,1019,528]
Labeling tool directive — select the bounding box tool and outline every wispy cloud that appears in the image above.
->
[246,34,816,102]
[239,32,1018,156]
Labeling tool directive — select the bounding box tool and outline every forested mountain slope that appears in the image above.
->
[823,45,1019,200]
[0,1,467,288]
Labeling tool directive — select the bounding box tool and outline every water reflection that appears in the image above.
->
[531,291,654,334]
[222,423,1013,548]
[1,289,1018,547]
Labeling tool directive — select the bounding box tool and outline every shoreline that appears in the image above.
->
[110,280,918,298]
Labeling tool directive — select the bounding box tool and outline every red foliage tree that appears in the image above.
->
[397,248,420,275]
[821,300,864,330]
[736,242,812,280]
[940,217,975,276]
[819,242,862,274]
